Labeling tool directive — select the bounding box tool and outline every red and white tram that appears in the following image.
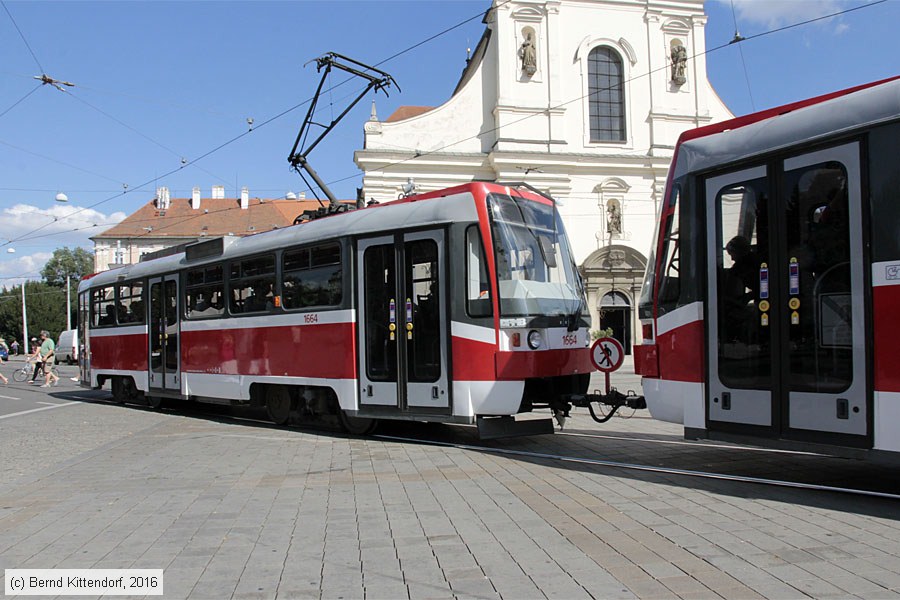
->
[635,76,900,459]
[78,182,593,436]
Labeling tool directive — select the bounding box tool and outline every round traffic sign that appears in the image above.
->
[591,337,624,372]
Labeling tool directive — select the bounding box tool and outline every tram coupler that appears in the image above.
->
[563,389,647,424]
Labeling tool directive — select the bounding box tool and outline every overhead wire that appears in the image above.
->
[0,0,888,251]
[317,0,887,191]
[0,1,504,249]
[1,0,44,73]
[730,0,756,111]
[65,91,233,187]
[0,84,41,120]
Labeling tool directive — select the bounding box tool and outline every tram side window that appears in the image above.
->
[656,185,681,315]
[185,265,225,319]
[282,243,342,309]
[465,226,492,318]
[117,282,145,324]
[91,286,117,327]
[230,255,276,314]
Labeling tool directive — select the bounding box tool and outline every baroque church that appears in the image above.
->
[355,0,732,353]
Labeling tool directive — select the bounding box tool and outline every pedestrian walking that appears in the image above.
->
[38,331,59,387]
[10,340,18,356]
[28,338,42,384]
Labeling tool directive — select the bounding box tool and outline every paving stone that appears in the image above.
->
[2,399,900,600]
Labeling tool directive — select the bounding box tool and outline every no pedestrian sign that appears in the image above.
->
[591,337,624,372]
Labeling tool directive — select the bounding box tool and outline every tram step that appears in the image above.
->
[476,416,554,440]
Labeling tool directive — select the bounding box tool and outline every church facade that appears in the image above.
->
[354,0,732,352]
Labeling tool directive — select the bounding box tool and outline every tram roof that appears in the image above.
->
[80,182,501,290]
[673,76,900,179]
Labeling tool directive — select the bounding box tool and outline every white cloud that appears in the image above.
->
[727,0,857,32]
[0,251,53,288]
[0,203,125,250]
[0,204,124,283]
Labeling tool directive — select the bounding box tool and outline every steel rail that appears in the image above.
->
[93,395,898,500]
[373,433,900,501]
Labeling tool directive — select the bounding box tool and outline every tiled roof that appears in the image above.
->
[385,106,434,123]
[92,197,344,240]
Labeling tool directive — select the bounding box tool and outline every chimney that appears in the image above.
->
[240,187,249,210]
[191,187,201,210]
[211,185,225,199]
[155,186,170,210]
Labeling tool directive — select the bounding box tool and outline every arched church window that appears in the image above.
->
[588,46,625,142]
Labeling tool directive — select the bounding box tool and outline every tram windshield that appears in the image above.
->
[488,192,586,320]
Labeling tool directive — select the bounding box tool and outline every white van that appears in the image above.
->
[57,329,78,365]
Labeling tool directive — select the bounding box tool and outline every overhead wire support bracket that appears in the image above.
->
[34,74,75,92]
[287,52,399,205]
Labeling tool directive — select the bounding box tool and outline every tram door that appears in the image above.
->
[148,275,181,392]
[78,292,89,383]
[357,231,450,413]
[705,143,869,447]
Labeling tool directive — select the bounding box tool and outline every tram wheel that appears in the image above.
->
[338,410,378,435]
[146,395,163,410]
[266,386,293,425]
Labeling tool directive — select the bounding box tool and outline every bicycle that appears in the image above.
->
[12,359,59,383]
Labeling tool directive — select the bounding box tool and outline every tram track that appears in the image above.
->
[86,393,900,501]
[556,430,827,456]
[372,433,900,501]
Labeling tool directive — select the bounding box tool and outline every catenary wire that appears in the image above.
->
[0,84,41,120]
[1,0,44,74]
[0,0,887,250]
[0,2,505,249]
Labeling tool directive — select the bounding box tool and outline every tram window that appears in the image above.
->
[117,282,145,324]
[185,265,224,319]
[657,185,681,314]
[91,286,117,327]
[282,243,342,309]
[230,255,276,314]
[465,226,492,318]
[714,176,770,389]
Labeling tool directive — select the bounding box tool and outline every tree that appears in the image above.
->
[0,282,69,347]
[41,247,94,287]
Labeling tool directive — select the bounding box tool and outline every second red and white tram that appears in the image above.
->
[78,182,594,436]
[635,76,900,460]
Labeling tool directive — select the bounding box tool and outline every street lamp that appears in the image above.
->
[66,274,72,330]
[21,283,28,355]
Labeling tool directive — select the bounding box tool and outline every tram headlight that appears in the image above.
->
[527,330,543,350]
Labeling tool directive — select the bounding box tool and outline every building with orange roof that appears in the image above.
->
[90,185,338,272]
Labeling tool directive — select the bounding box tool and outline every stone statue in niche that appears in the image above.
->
[519,30,537,76]
[670,44,687,85]
[607,203,622,235]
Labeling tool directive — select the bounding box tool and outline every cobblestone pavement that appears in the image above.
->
[1,376,900,599]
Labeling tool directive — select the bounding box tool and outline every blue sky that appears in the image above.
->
[0,0,896,284]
